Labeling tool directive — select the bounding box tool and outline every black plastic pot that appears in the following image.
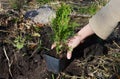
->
[44,54,71,74]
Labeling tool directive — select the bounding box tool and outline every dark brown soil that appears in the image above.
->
[1,20,120,79]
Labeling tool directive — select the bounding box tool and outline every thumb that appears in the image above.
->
[67,49,73,59]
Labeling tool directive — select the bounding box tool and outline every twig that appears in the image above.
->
[113,41,120,49]
[61,72,84,79]
[3,46,13,78]
[29,46,41,58]
[56,73,61,79]
[66,1,82,6]
[70,13,91,18]
[0,30,11,33]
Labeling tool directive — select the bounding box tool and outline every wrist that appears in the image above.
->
[76,33,84,41]
[75,33,84,42]
[77,24,94,40]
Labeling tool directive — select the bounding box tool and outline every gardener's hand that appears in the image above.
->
[67,34,83,59]
[51,24,94,59]
[66,24,95,59]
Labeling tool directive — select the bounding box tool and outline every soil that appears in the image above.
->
[0,0,120,79]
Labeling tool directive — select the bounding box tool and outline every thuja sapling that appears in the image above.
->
[51,3,78,55]
[44,3,78,73]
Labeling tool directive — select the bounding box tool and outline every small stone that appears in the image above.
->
[24,5,56,25]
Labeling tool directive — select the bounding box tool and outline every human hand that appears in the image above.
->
[67,34,83,59]
[51,24,94,59]
[67,24,95,59]
[51,35,82,59]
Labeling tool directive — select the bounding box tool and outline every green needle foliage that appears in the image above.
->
[51,3,78,54]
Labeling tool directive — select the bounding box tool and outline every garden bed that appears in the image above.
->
[0,0,120,79]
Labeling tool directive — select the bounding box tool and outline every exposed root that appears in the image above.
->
[3,46,13,78]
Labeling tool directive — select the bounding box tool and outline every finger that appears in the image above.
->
[51,42,56,49]
[67,50,73,59]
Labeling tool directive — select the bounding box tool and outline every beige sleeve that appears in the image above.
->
[89,0,120,40]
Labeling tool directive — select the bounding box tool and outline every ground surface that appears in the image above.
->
[0,0,120,79]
